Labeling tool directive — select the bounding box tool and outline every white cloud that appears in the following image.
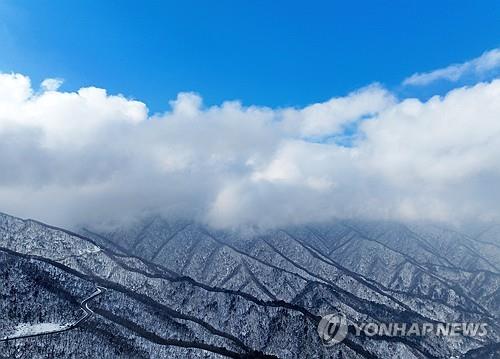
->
[41,78,63,92]
[280,84,395,137]
[0,72,500,228]
[403,48,500,86]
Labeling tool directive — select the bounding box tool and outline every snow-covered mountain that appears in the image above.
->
[0,212,498,358]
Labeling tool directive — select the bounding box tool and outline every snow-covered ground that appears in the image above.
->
[2,322,70,340]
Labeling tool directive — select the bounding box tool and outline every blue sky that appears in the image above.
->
[1,0,499,112]
[0,1,500,227]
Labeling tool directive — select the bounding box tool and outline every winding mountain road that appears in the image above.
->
[0,286,106,342]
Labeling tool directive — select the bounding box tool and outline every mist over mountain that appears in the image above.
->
[1,72,500,229]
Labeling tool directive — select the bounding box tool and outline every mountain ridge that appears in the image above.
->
[0,211,498,358]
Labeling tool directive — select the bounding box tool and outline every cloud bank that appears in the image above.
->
[404,48,500,86]
[1,72,500,228]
